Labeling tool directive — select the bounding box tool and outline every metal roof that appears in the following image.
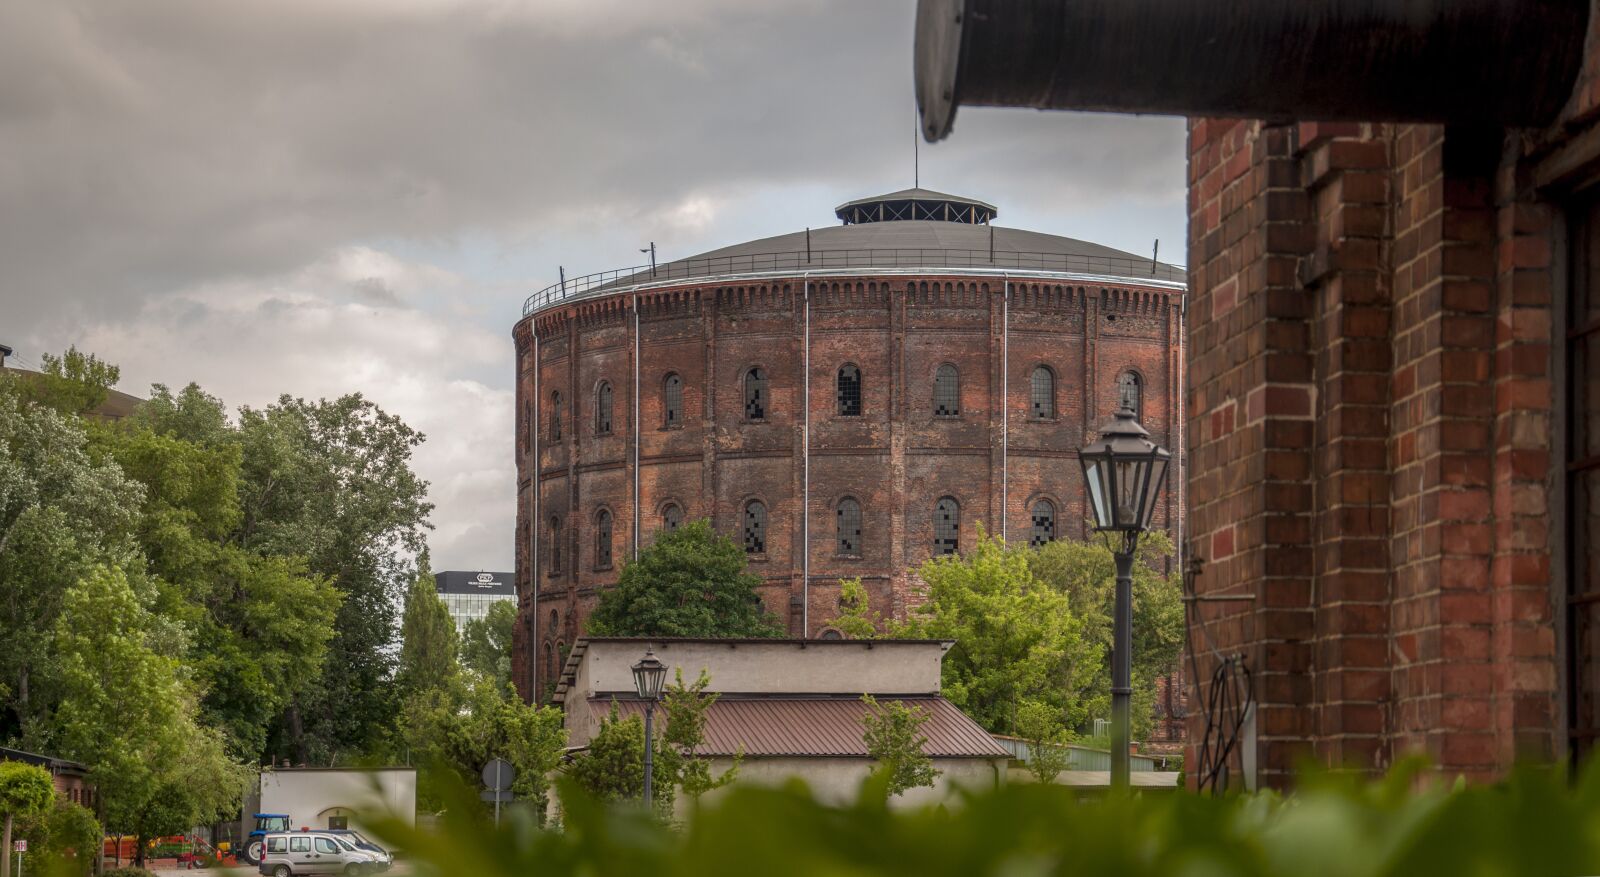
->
[601,696,1010,759]
[834,188,998,224]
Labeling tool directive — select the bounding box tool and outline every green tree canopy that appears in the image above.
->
[895,532,1102,738]
[0,761,54,877]
[0,376,144,742]
[399,553,459,697]
[1024,531,1184,739]
[461,600,517,689]
[588,520,782,638]
[860,696,940,798]
[21,347,121,416]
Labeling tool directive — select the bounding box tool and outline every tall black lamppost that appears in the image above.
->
[631,648,668,807]
[1079,405,1171,792]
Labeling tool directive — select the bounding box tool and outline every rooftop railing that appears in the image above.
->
[522,247,1187,316]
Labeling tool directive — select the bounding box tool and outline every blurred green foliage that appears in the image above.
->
[369,760,1600,877]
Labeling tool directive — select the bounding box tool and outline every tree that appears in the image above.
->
[654,670,739,814]
[587,520,781,638]
[0,377,144,743]
[46,566,247,864]
[1025,532,1184,739]
[828,578,884,639]
[21,347,120,416]
[26,798,101,877]
[860,696,939,798]
[565,705,646,805]
[1014,700,1072,784]
[0,762,53,877]
[461,601,517,689]
[91,412,340,758]
[236,394,432,764]
[896,531,1102,736]
[398,553,458,697]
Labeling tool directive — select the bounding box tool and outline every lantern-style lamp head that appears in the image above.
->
[631,648,668,701]
[1079,405,1171,533]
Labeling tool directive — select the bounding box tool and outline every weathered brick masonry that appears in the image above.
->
[1184,30,1600,782]
[508,191,1186,700]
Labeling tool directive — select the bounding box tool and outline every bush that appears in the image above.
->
[362,760,1600,876]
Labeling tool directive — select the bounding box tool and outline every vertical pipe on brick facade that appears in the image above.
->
[1001,275,1009,540]
[802,275,811,636]
[633,294,641,560]
[531,332,540,701]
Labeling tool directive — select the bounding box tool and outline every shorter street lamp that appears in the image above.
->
[631,648,668,807]
[1079,404,1171,793]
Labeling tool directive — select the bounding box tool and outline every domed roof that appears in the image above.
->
[523,189,1184,316]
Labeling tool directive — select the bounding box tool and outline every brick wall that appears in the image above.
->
[511,275,1184,700]
[1184,95,1583,782]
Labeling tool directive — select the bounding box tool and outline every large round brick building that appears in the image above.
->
[511,189,1186,699]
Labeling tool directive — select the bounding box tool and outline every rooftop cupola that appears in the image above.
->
[834,188,996,225]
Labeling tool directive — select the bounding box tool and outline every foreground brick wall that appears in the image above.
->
[511,274,1184,699]
[1184,104,1581,784]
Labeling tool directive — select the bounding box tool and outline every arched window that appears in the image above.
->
[744,367,768,420]
[934,364,960,416]
[595,381,614,435]
[836,498,862,555]
[1118,371,1143,419]
[548,609,558,633]
[550,391,563,441]
[543,641,554,680]
[524,400,532,449]
[837,364,862,416]
[660,503,684,532]
[744,500,767,554]
[663,373,683,426]
[594,509,613,569]
[548,515,563,573]
[934,497,960,556]
[1030,366,1055,419]
[1030,499,1056,548]
[819,628,844,641]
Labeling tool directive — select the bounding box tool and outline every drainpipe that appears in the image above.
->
[531,331,540,702]
[633,293,641,560]
[1001,275,1009,540]
[802,274,811,636]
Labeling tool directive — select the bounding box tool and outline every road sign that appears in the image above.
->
[481,758,515,792]
[12,841,24,853]
[479,790,514,803]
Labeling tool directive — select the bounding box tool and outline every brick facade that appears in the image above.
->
[1182,29,1600,780]
[511,272,1184,700]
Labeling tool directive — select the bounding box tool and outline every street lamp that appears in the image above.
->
[631,648,668,807]
[1079,404,1171,792]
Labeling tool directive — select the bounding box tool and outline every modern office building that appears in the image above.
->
[433,570,515,633]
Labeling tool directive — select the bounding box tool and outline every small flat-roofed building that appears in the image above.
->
[553,637,1010,807]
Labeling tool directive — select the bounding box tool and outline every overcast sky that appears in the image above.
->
[1,0,1186,571]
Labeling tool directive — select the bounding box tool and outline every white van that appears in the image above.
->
[257,831,388,876]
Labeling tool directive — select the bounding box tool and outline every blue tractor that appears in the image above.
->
[240,813,291,866]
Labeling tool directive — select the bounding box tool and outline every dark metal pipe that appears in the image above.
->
[916,0,1589,141]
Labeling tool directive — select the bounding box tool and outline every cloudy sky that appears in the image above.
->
[1,0,1186,571]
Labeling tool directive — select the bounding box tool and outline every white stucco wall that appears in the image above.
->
[566,639,951,743]
[258,768,417,832]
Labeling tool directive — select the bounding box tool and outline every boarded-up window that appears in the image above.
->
[1119,371,1143,419]
[550,391,563,441]
[595,509,613,568]
[661,503,683,532]
[596,381,613,434]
